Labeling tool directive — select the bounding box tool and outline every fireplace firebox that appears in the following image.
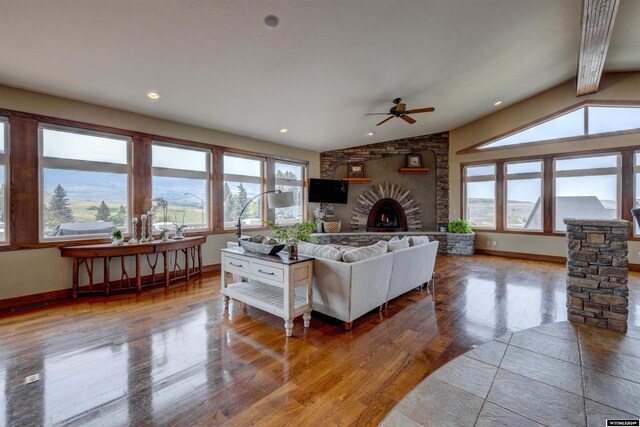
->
[366,198,408,232]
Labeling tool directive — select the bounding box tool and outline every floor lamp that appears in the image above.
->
[236,190,295,245]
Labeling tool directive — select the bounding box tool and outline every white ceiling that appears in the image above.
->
[0,0,638,152]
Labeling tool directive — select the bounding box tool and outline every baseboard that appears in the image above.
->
[476,249,640,272]
[0,263,221,312]
[475,249,566,264]
[0,289,72,311]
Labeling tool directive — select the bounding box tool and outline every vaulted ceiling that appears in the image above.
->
[1,0,639,151]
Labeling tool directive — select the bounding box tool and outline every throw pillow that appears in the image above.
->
[408,236,429,246]
[298,241,343,261]
[387,237,409,252]
[342,241,388,263]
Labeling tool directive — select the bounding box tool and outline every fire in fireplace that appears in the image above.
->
[367,198,408,232]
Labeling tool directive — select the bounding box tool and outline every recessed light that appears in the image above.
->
[280,128,288,133]
[367,132,374,136]
[147,91,160,100]
[265,15,279,28]
[494,100,502,106]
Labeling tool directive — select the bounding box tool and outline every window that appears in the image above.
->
[152,143,210,231]
[0,118,8,243]
[505,160,543,231]
[274,161,304,225]
[464,164,496,229]
[476,104,640,151]
[553,154,620,232]
[39,125,131,240]
[484,108,585,149]
[223,154,264,229]
[588,106,640,134]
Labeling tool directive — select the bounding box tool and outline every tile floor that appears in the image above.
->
[380,321,640,427]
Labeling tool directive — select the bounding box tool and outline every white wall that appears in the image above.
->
[449,72,640,262]
[0,85,320,300]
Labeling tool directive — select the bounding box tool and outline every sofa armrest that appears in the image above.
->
[348,252,395,321]
[311,258,353,322]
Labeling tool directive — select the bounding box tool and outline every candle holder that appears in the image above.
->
[140,214,148,243]
[147,211,155,241]
[129,217,139,244]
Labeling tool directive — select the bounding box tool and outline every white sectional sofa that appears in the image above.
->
[388,241,439,303]
[299,237,438,330]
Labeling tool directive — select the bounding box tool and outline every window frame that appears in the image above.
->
[223,152,266,230]
[38,123,133,242]
[552,153,621,233]
[0,106,310,251]
[151,141,212,231]
[273,159,307,225]
[503,160,544,232]
[460,148,636,238]
[458,100,640,155]
[0,117,9,244]
[462,163,497,231]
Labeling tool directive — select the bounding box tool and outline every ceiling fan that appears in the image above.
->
[366,98,435,126]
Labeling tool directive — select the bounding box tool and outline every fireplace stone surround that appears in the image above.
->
[319,132,449,231]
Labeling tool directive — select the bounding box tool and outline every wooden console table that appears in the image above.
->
[220,247,313,337]
[61,236,205,298]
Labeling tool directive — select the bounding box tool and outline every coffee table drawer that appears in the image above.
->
[251,262,284,283]
[224,255,251,275]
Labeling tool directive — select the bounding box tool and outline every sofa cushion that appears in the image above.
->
[342,241,387,263]
[387,237,409,252]
[408,236,429,246]
[298,242,343,261]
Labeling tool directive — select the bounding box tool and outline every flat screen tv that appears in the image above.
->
[309,178,349,204]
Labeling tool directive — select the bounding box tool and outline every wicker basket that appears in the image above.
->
[323,221,342,233]
[239,238,285,255]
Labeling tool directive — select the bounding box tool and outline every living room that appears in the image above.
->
[1,1,639,426]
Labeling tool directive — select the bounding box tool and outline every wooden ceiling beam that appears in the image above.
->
[576,0,620,96]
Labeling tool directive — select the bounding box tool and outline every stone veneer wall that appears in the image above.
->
[565,218,630,332]
[320,132,449,229]
[313,232,476,255]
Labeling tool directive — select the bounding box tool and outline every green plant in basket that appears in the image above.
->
[111,229,123,240]
[264,220,318,244]
[448,218,473,234]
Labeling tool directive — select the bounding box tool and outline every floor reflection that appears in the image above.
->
[0,256,637,426]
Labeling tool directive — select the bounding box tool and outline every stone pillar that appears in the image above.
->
[565,218,630,332]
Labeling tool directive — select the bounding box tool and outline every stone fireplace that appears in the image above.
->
[367,198,407,232]
[351,182,422,232]
[319,132,449,231]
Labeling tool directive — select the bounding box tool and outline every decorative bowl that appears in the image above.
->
[323,221,342,233]
[239,238,285,255]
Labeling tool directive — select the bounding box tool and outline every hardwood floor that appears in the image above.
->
[0,255,638,426]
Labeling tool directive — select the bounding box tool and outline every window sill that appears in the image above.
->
[0,228,272,252]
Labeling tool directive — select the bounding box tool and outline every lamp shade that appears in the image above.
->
[267,191,295,208]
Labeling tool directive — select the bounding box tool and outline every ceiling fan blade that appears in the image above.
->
[400,115,416,124]
[405,107,435,114]
[376,116,394,126]
[395,103,406,114]
[365,113,391,115]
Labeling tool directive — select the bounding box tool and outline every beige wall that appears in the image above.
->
[449,72,640,262]
[0,85,320,300]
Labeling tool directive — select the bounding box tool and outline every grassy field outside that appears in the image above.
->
[61,200,207,228]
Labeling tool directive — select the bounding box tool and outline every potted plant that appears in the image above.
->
[159,228,171,241]
[265,220,317,259]
[173,212,186,239]
[111,229,123,246]
[448,218,473,234]
[447,218,476,256]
